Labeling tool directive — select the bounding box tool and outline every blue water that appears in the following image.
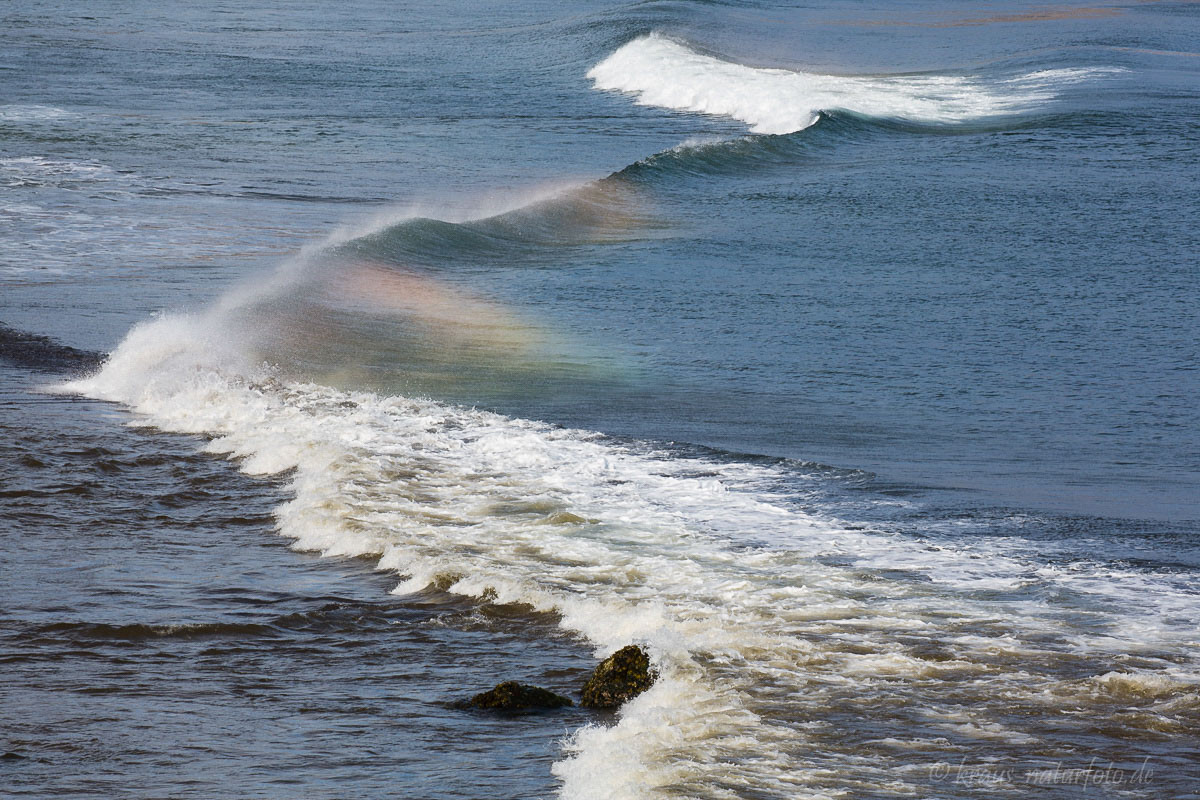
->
[3,1,1198,798]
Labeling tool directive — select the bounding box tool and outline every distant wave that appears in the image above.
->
[0,155,118,189]
[0,104,77,123]
[590,33,1120,133]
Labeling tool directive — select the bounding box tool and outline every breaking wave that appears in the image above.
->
[589,33,1121,134]
[62,194,1199,799]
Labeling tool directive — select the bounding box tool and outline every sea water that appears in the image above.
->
[2,1,1198,798]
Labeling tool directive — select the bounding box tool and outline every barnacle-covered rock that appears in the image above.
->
[464,681,572,712]
[580,645,656,709]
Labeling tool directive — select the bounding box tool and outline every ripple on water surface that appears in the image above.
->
[0,371,595,800]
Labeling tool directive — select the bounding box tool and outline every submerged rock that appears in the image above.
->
[580,645,656,709]
[465,681,572,712]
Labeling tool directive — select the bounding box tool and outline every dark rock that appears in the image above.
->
[580,645,656,709]
[464,681,572,712]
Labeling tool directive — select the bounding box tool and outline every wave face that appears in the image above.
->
[97,179,657,407]
[589,33,1115,133]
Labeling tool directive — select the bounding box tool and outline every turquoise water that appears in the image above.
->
[3,2,1198,797]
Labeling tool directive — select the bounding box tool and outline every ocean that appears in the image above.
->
[2,1,1198,797]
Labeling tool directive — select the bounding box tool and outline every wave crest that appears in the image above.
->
[589,33,1117,134]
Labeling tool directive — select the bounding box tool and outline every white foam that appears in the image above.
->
[0,156,117,188]
[0,104,77,122]
[589,34,1119,134]
[1091,670,1200,699]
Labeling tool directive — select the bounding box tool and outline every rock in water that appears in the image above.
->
[580,645,656,709]
[466,681,572,712]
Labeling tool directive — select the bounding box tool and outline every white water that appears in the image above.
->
[62,286,1200,798]
[0,103,78,122]
[589,34,1117,134]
